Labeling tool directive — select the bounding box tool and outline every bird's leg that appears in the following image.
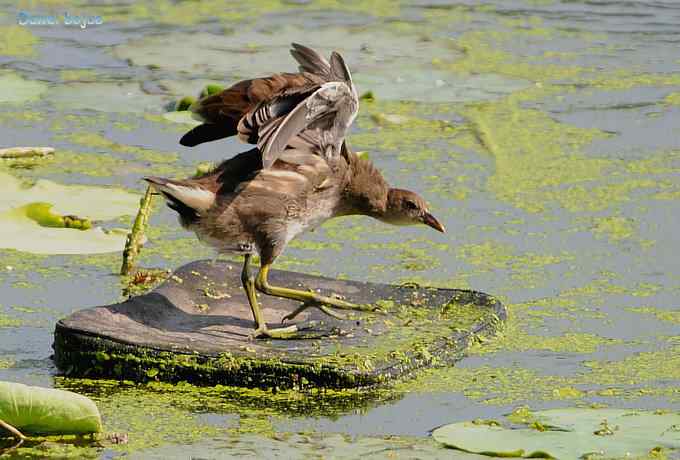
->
[240,254,298,339]
[255,264,377,315]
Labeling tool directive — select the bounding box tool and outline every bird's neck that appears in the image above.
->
[340,148,390,217]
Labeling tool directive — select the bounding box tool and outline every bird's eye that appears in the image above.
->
[405,200,418,210]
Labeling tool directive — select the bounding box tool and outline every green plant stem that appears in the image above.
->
[0,418,25,440]
[120,185,155,276]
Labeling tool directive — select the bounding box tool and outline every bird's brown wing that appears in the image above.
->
[180,44,357,166]
[256,51,358,168]
[179,73,322,147]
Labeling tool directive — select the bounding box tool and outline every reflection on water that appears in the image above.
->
[1,0,679,457]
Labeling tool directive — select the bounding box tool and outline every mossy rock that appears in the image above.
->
[53,260,506,389]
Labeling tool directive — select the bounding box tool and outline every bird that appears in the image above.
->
[146,44,445,339]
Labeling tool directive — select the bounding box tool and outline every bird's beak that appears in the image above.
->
[422,212,446,233]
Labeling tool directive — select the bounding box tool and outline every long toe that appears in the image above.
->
[282,302,349,323]
[316,295,377,312]
[249,323,323,340]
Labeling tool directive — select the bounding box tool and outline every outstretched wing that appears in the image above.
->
[290,43,333,79]
[257,80,357,168]
[180,44,358,169]
[290,43,355,90]
[179,73,321,147]
[247,50,358,168]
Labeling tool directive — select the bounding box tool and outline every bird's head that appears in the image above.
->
[380,188,446,233]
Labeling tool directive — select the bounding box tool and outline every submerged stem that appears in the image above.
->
[120,185,155,276]
[0,418,26,440]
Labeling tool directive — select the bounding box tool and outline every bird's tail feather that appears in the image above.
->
[144,177,215,222]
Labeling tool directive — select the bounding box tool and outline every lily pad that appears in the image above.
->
[0,381,102,435]
[432,408,680,459]
[0,72,48,105]
[0,172,139,254]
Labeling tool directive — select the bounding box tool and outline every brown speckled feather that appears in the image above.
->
[180,73,323,147]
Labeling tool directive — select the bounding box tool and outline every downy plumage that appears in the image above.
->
[148,44,444,339]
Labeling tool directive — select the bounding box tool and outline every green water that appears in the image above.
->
[1,0,679,457]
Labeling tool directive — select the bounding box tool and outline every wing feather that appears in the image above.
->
[259,81,356,168]
[179,44,358,169]
[290,43,332,79]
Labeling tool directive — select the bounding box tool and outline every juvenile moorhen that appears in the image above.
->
[147,45,444,339]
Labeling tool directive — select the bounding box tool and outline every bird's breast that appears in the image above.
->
[282,194,339,246]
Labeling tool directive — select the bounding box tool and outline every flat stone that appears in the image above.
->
[53,260,506,389]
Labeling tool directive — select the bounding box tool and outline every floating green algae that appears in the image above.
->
[454,92,614,214]
[452,88,680,220]
[456,241,567,272]
[94,0,411,26]
[585,71,680,91]
[56,132,178,165]
[627,307,680,325]
[455,241,571,289]
[591,215,638,242]
[582,341,680,386]
[399,338,680,407]
[352,99,462,153]
[105,0,285,25]
[394,364,582,406]
[53,377,403,453]
[432,25,680,227]
[0,25,38,57]
[444,30,589,83]
[0,312,22,328]
[59,69,98,82]
[1,148,147,182]
[357,238,448,274]
[664,92,680,106]
[129,432,450,459]
[0,110,45,125]
[468,321,622,356]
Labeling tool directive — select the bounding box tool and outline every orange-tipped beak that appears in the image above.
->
[422,213,446,233]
